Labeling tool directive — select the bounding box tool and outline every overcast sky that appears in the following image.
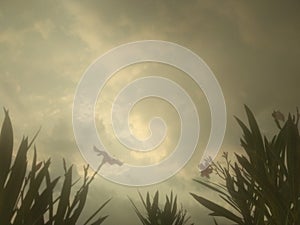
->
[1,1,300,224]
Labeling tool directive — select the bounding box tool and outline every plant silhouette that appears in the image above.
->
[130,191,194,225]
[191,105,300,225]
[1,105,299,225]
[0,109,110,225]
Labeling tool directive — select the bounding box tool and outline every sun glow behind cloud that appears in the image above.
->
[94,62,209,166]
[1,0,299,224]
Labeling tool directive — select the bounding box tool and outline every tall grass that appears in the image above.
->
[191,106,300,225]
[0,109,110,225]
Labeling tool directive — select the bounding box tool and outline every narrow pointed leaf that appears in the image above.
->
[190,193,243,224]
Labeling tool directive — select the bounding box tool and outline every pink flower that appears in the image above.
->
[272,110,285,121]
[200,165,213,178]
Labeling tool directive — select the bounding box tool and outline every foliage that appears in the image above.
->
[0,109,110,225]
[191,105,300,225]
[130,191,194,225]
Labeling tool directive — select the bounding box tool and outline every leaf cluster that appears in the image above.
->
[130,191,194,225]
[0,110,109,225]
[191,106,300,225]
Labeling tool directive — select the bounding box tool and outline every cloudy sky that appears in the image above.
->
[1,1,300,224]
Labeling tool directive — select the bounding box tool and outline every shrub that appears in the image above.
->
[130,191,194,225]
[0,109,110,225]
[191,106,300,225]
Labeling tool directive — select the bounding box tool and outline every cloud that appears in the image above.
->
[1,1,300,224]
[33,19,56,40]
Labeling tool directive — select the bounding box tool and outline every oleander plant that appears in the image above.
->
[1,105,299,225]
[191,106,300,225]
[0,109,110,225]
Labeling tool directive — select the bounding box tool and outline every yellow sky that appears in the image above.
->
[1,1,300,224]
